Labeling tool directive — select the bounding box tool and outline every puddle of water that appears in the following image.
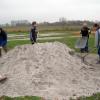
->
[8,33,66,38]
[38,33,66,37]
[8,37,64,41]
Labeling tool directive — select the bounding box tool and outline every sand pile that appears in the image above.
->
[0,42,100,100]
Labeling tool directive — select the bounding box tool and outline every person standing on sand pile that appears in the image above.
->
[30,21,38,44]
[0,28,7,57]
[80,23,91,53]
[93,23,100,64]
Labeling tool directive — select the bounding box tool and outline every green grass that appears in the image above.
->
[71,93,100,100]
[0,96,41,100]
[7,40,31,49]
[1,93,100,100]
[7,33,97,53]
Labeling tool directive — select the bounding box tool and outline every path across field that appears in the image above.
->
[8,33,67,41]
[8,32,80,41]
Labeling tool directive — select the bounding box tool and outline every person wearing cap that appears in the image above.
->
[80,23,91,53]
[30,21,38,44]
[93,23,100,64]
[0,28,7,57]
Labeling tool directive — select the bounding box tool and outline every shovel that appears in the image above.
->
[81,48,97,62]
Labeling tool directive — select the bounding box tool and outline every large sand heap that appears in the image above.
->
[0,42,100,100]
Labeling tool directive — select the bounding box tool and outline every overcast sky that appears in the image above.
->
[0,0,100,24]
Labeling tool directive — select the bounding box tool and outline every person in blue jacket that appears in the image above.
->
[93,24,100,64]
[0,28,7,57]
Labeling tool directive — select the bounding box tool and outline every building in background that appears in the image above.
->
[11,20,30,26]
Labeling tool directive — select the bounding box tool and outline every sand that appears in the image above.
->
[0,42,100,100]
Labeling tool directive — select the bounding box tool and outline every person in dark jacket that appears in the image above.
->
[0,28,7,57]
[80,23,91,53]
[30,21,38,44]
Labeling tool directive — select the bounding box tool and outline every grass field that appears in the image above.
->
[0,96,41,100]
[7,31,96,53]
[1,93,100,100]
[71,93,100,100]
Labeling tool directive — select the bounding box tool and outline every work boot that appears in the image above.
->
[32,42,35,45]
[81,49,85,53]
